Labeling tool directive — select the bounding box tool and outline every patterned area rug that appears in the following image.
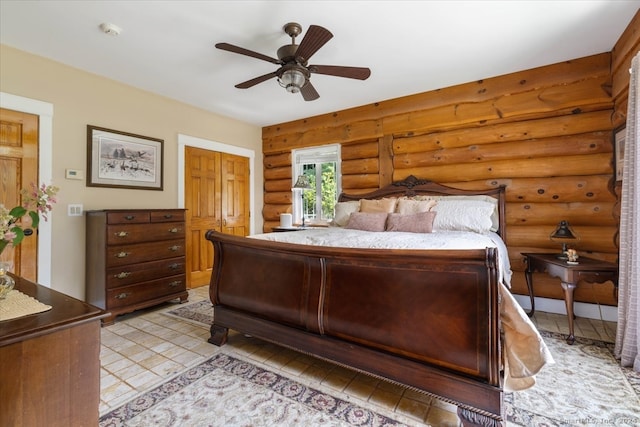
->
[507,331,639,426]
[163,300,213,326]
[99,351,421,426]
[103,301,640,426]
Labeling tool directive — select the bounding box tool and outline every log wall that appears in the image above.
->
[262,11,640,306]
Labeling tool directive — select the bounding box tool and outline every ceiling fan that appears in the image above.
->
[215,22,371,101]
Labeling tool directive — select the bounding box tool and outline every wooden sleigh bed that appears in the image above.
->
[205,176,550,427]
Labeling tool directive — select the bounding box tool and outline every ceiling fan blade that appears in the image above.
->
[309,65,371,80]
[295,25,333,62]
[215,42,281,65]
[235,72,278,89]
[300,81,320,101]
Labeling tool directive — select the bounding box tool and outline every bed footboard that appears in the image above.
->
[205,230,505,426]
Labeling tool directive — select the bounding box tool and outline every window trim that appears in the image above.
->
[291,144,341,225]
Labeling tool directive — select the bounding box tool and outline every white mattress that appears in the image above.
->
[251,227,513,287]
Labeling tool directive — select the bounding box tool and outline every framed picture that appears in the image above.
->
[87,125,164,190]
[614,125,626,182]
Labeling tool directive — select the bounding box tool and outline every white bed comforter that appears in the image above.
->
[251,227,554,392]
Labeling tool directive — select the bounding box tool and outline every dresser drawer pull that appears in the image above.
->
[168,245,181,252]
[168,227,181,233]
[168,263,181,270]
[124,215,135,220]
[115,251,130,258]
[164,214,173,219]
[114,272,131,279]
[115,231,129,237]
[168,281,182,287]
[115,292,130,299]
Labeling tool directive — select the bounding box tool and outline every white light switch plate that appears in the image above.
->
[68,204,83,216]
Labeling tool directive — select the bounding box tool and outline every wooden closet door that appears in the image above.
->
[185,147,221,287]
[0,108,39,280]
[185,148,250,288]
[220,153,250,236]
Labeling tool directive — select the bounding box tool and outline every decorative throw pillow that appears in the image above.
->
[359,198,397,214]
[345,212,388,232]
[332,201,360,227]
[432,199,495,233]
[396,198,438,214]
[386,211,437,233]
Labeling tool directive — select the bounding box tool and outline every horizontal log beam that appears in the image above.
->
[506,202,616,226]
[263,53,610,139]
[394,153,612,183]
[394,132,611,168]
[443,175,615,203]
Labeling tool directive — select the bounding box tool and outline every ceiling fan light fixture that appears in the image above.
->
[278,69,306,93]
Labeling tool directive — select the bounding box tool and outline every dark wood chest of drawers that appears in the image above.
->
[85,209,189,325]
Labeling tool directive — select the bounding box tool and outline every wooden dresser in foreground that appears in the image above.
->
[85,209,189,325]
[0,275,107,426]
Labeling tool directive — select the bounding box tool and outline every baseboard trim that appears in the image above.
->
[513,294,618,323]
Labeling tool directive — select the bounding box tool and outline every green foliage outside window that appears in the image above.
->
[301,162,337,221]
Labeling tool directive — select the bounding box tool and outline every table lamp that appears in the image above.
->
[549,220,579,259]
[292,175,312,227]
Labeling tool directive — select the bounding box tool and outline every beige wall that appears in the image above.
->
[0,44,263,299]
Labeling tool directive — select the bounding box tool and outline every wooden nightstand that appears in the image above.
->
[522,253,618,344]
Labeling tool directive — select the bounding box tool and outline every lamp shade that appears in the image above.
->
[550,220,578,240]
[292,175,312,190]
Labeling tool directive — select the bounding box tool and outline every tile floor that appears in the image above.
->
[99,287,617,426]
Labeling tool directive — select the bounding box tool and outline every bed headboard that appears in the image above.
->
[338,175,507,239]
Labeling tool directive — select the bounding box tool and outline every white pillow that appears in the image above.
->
[396,198,438,214]
[443,195,499,232]
[332,201,360,227]
[412,195,499,232]
[432,199,495,233]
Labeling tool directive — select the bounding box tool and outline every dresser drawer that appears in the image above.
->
[107,211,150,224]
[106,222,185,245]
[151,210,185,223]
[106,239,185,266]
[106,275,186,309]
[106,257,185,288]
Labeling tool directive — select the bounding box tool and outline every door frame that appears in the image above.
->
[0,92,54,286]
[177,134,256,235]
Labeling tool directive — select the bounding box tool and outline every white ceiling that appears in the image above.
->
[1,1,638,127]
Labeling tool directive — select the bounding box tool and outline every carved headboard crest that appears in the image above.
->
[392,175,432,190]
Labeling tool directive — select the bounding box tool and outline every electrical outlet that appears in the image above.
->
[68,204,83,216]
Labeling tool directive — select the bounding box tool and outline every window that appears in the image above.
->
[292,144,341,225]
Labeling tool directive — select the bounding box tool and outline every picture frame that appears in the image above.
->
[614,125,626,182]
[87,125,164,190]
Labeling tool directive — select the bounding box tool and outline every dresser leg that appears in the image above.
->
[561,281,577,345]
